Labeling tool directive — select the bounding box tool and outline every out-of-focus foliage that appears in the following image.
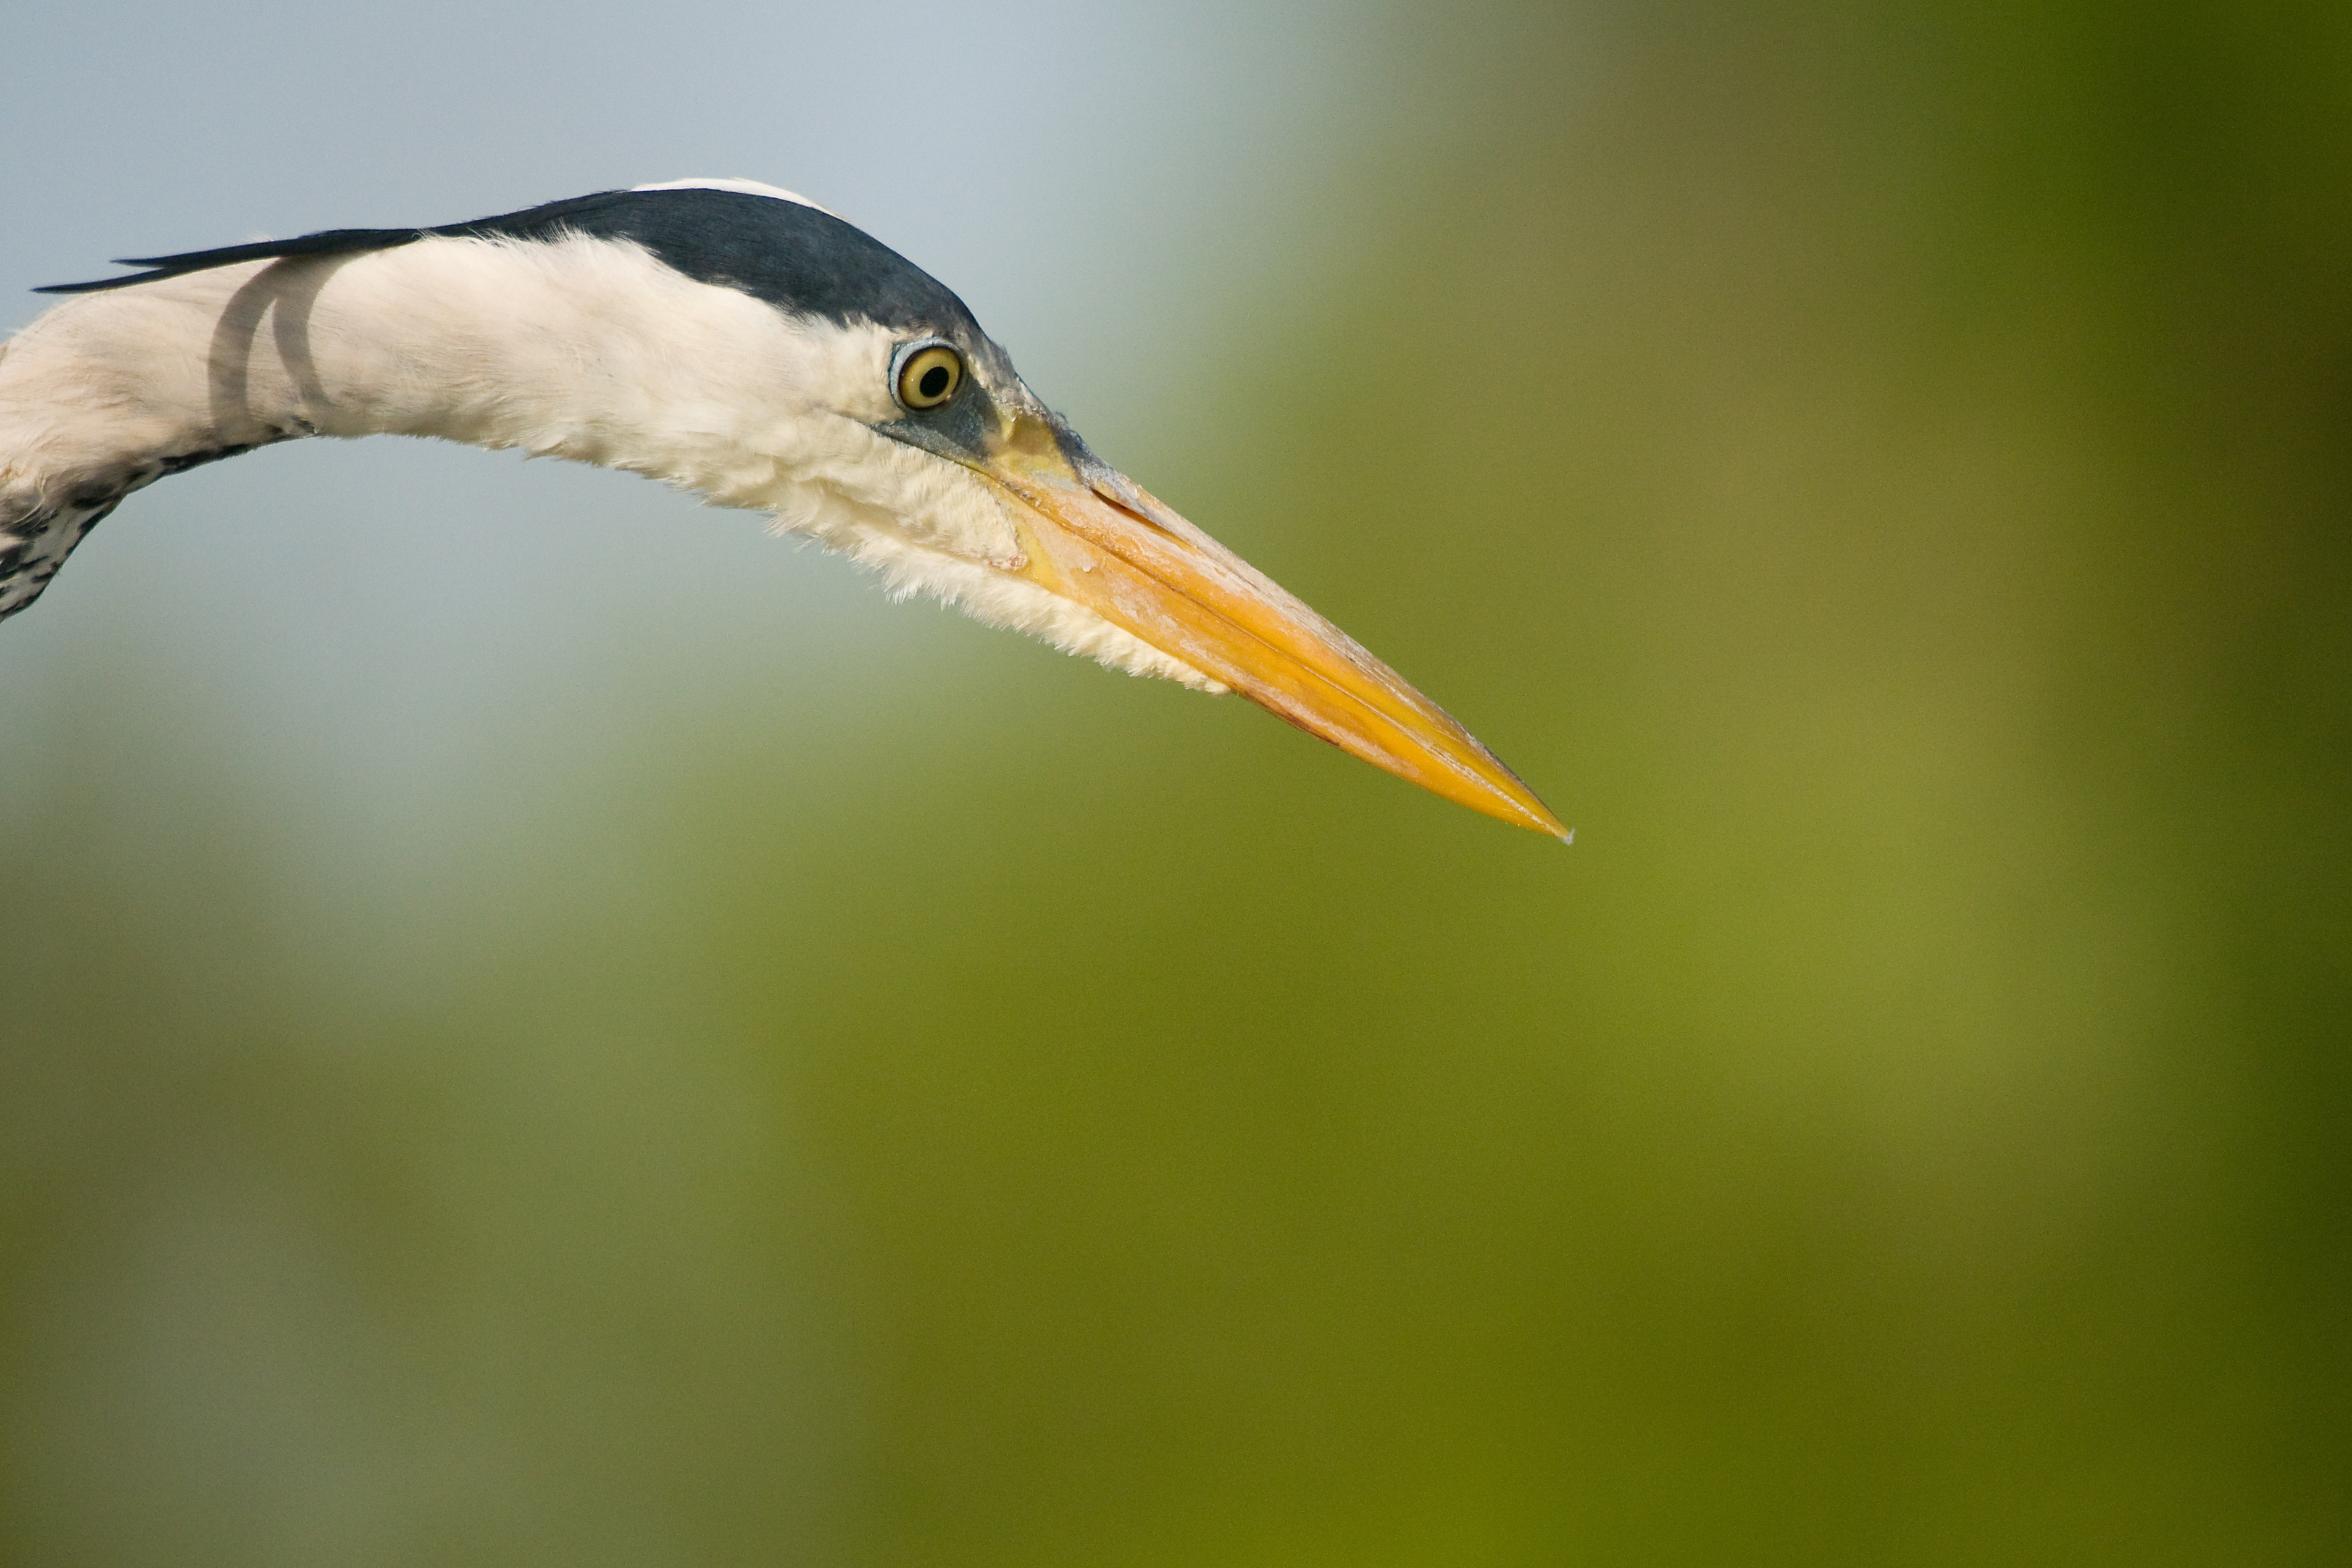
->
[4,2,2346,1564]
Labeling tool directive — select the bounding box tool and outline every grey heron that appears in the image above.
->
[0,180,1564,838]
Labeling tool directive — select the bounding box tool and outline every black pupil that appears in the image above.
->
[918,364,952,399]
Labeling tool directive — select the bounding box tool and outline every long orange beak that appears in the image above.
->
[974,415,1567,840]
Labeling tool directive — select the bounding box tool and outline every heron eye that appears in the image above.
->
[895,343,964,410]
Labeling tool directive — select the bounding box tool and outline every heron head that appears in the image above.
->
[820,312,1566,838]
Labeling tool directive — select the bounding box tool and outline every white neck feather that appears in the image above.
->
[3,235,865,494]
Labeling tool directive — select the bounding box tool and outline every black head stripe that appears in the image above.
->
[444,189,984,337]
[33,226,438,294]
[35,189,985,345]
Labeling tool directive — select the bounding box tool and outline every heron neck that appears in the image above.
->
[0,262,317,514]
[1,236,814,620]
[3,236,778,501]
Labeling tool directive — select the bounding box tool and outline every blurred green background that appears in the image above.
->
[4,1,2348,1563]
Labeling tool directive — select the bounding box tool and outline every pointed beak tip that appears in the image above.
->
[1498,791,1575,844]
